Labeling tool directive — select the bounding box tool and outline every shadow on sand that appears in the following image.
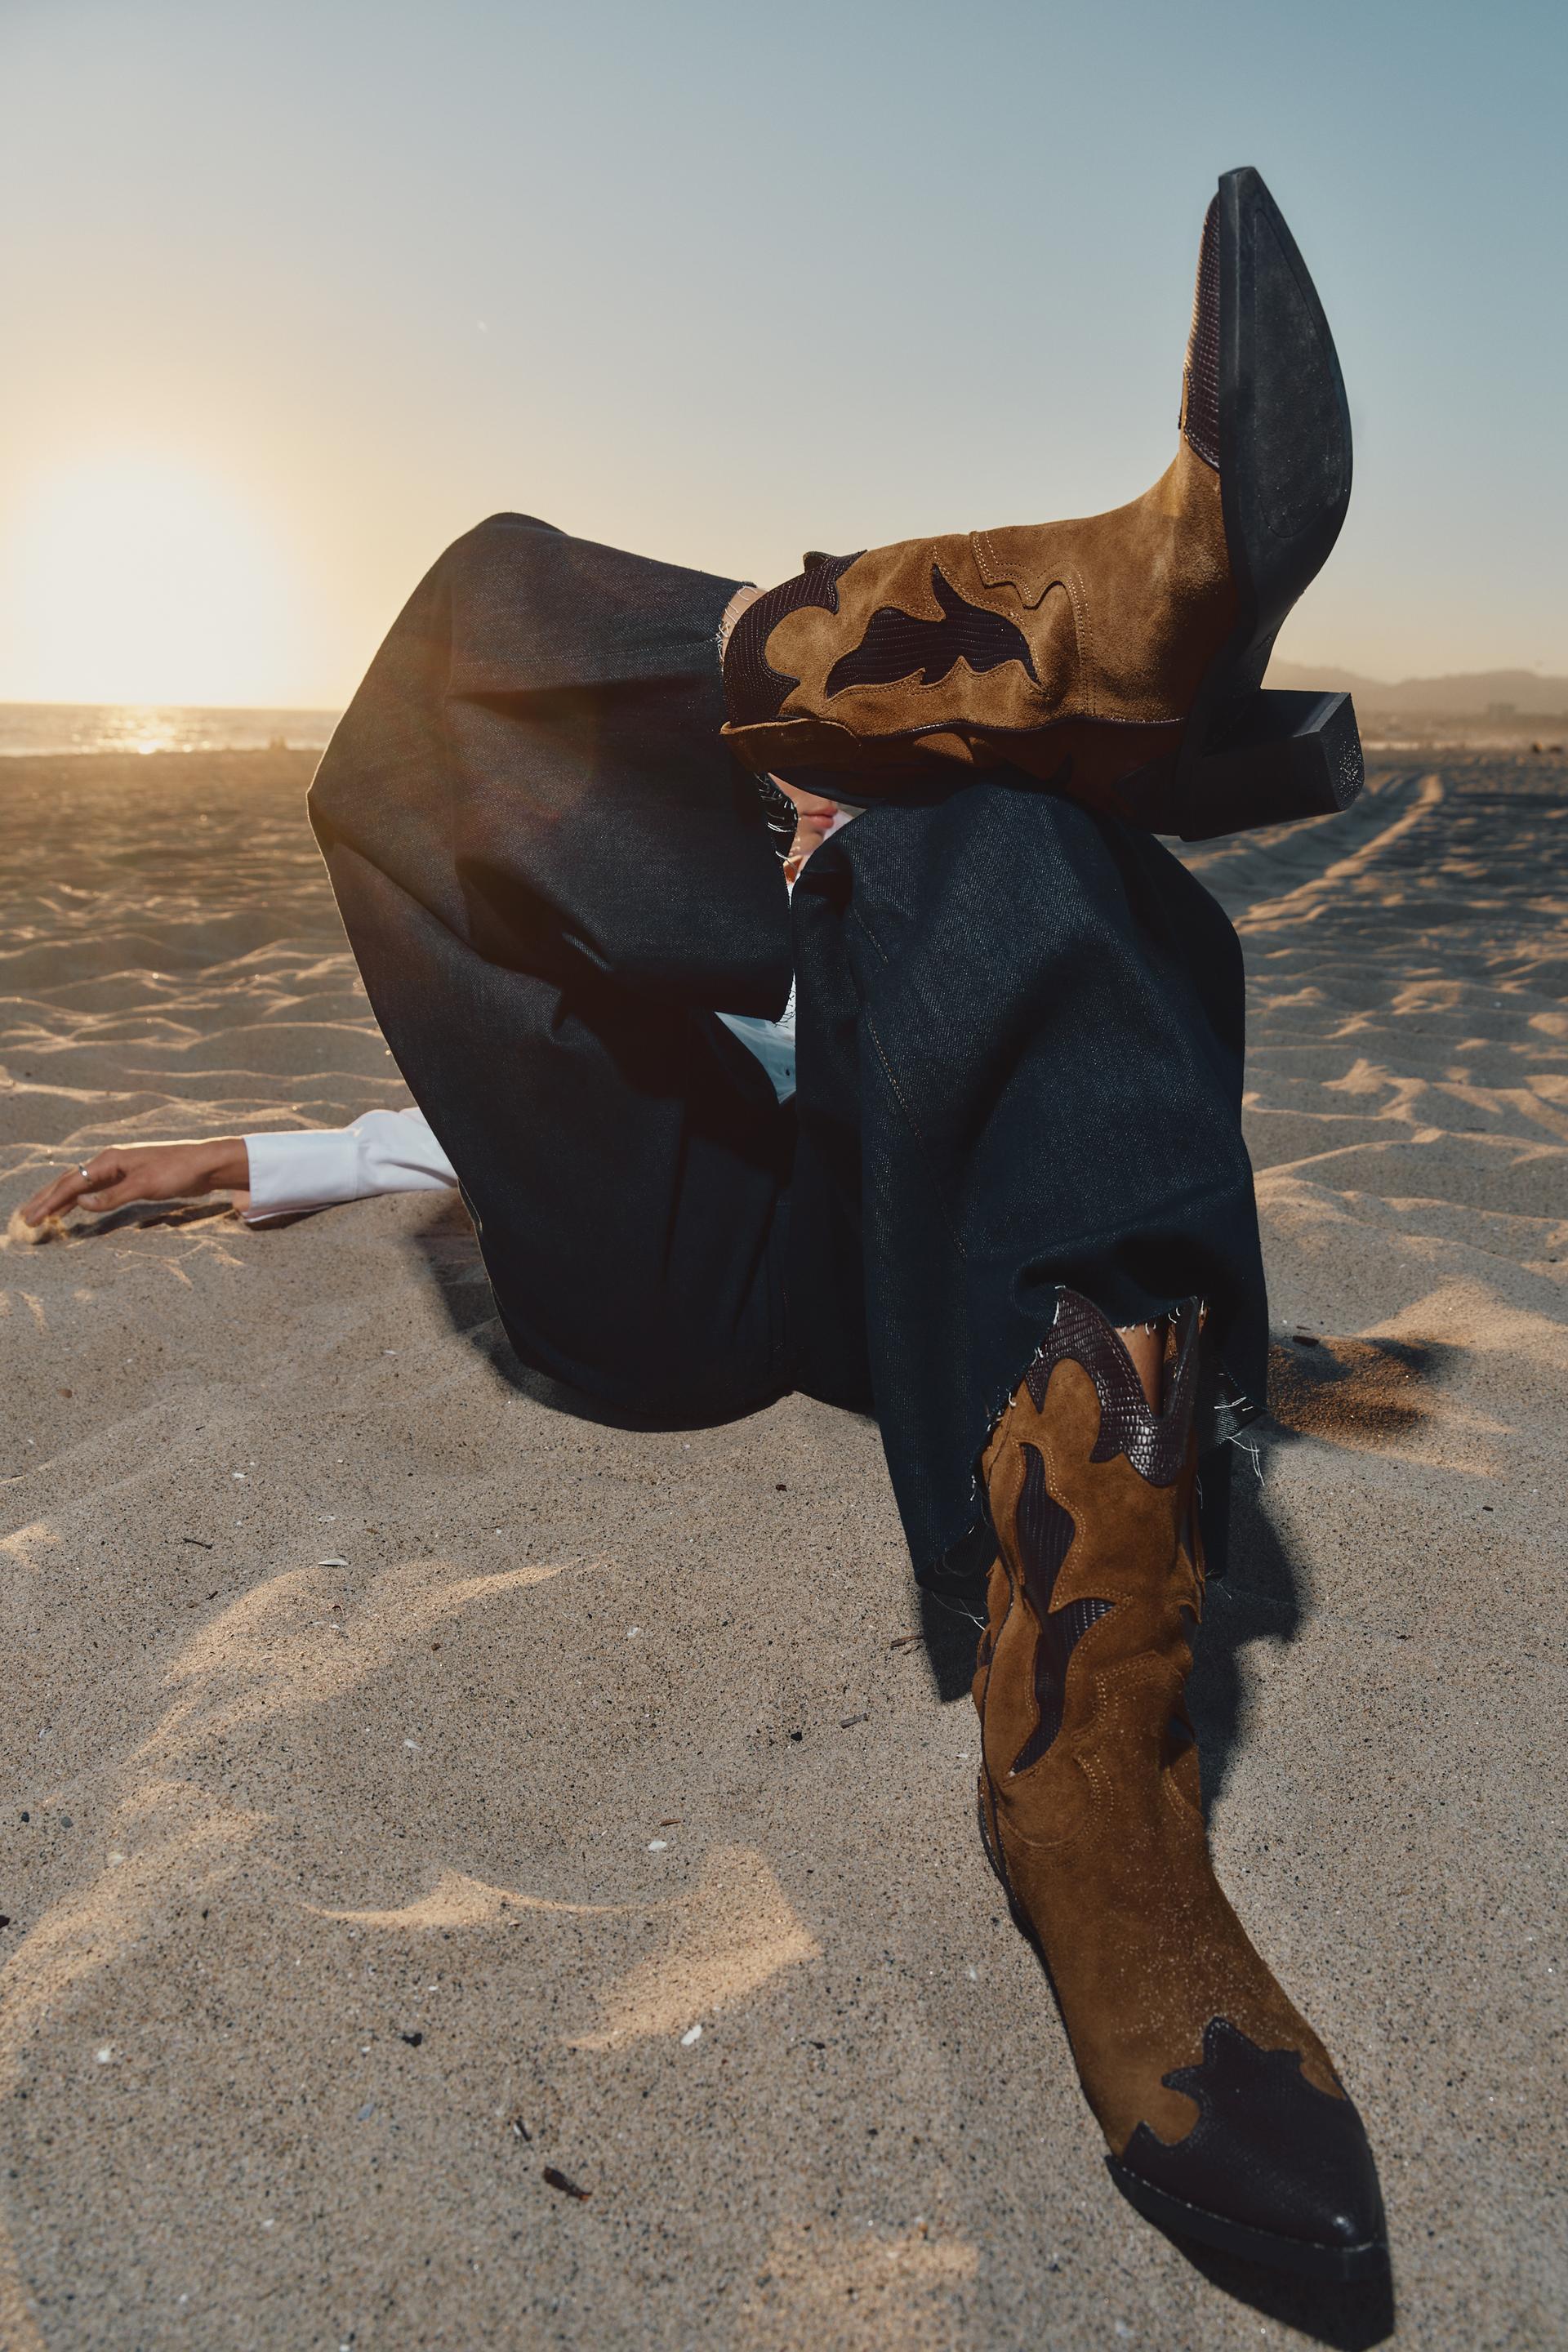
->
[1169,2238,1395,2349]
[403,1197,722,1429]
[409,1205,1406,2345]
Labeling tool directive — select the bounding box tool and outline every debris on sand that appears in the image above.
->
[542,2167,590,2200]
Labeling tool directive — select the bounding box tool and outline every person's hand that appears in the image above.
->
[19,1138,250,1227]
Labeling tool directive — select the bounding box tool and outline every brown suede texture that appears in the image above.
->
[722,443,1233,794]
[977,1347,1346,2160]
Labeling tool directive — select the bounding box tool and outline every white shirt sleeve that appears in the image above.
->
[240,1105,457,1223]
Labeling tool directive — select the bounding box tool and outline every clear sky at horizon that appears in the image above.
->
[2,0,1564,706]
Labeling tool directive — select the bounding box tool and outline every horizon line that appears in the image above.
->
[4,657,1568,716]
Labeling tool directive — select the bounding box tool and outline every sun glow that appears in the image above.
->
[0,452,308,707]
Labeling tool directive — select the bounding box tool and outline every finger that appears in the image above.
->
[20,1169,91,1225]
[75,1163,143,1212]
[78,1184,136,1213]
[35,1152,128,1223]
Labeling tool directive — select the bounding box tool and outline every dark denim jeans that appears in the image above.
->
[309,514,1266,1610]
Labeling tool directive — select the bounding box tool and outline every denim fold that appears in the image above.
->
[310,514,1267,1607]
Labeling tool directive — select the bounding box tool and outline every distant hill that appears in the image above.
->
[1267,662,1568,717]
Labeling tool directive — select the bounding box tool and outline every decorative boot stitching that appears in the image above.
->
[1062,566,1097,722]
[724,551,860,728]
[1008,1443,1112,1776]
[1162,1602,1201,1771]
[824,565,1038,699]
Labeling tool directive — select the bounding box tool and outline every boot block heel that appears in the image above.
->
[1172,688,1363,841]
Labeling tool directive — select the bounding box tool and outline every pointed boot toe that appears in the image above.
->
[973,1290,1388,2282]
[723,168,1361,840]
[1109,2016,1388,2282]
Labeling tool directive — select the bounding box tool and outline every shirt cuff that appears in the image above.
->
[241,1126,369,1223]
[239,1107,458,1223]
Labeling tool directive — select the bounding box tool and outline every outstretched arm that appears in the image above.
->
[20,1138,251,1227]
[240,1107,457,1222]
[20,1107,459,1230]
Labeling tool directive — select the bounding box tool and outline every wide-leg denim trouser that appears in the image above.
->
[308,514,1267,1610]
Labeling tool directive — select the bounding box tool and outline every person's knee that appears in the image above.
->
[497,1296,781,1430]
[433,510,565,595]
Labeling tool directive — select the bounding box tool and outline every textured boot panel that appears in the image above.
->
[1024,1290,1200,1484]
[1181,198,1222,470]
[996,1360,1196,1624]
[973,448,1233,718]
[1251,203,1351,542]
[724,550,859,728]
[725,445,1232,792]
[824,565,1039,697]
[1008,1444,1112,1775]
[1119,2018,1383,2255]
[978,1287,1353,2167]
[766,540,1082,737]
[1010,1593,1114,1775]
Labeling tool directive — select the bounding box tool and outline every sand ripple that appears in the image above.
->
[2,749,1566,2348]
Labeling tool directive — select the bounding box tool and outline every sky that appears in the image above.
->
[2,0,1565,707]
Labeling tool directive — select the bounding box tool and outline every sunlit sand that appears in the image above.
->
[2,748,1565,2345]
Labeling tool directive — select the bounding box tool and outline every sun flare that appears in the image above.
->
[1,452,306,707]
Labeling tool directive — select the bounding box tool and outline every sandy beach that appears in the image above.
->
[2,747,1565,2350]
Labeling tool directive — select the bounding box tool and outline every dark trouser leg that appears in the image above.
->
[310,510,1263,1548]
[890,793,1388,2279]
[322,842,794,1421]
[309,513,1359,2283]
[309,514,800,1423]
[789,779,1266,1606]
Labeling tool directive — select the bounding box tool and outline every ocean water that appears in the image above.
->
[0,703,341,757]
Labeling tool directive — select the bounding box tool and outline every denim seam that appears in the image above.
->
[862,1004,970,1263]
[844,898,892,973]
[833,880,973,1259]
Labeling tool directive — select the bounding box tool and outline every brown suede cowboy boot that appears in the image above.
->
[973,1290,1385,2279]
[724,168,1361,842]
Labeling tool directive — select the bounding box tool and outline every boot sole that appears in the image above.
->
[975,1780,1388,2286]
[1104,2157,1388,2284]
[739,687,1362,844]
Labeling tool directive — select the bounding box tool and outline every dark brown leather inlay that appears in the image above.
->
[724,551,860,728]
[824,565,1038,697]
[1183,198,1222,470]
[1023,1292,1200,1488]
[1009,1442,1111,1775]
